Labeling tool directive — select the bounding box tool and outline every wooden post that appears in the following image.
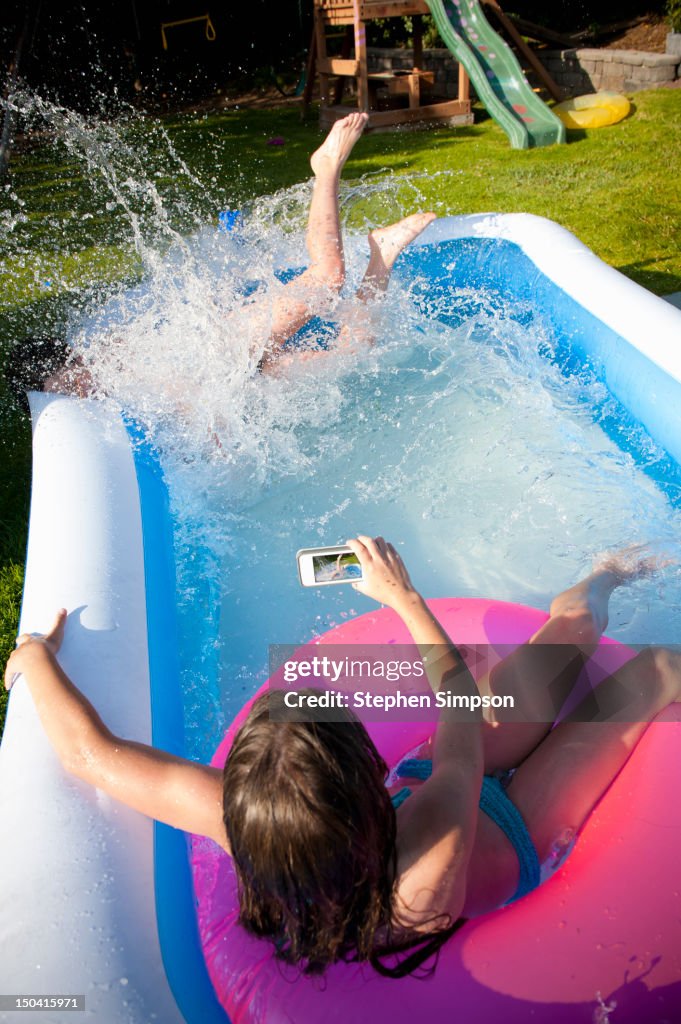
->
[353,0,370,112]
[482,0,564,101]
[412,14,423,70]
[407,73,420,108]
[458,61,470,103]
[333,26,354,105]
[302,27,317,117]
[314,5,331,110]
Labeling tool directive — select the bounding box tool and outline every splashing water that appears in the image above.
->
[5,92,681,755]
[4,89,457,519]
[593,991,617,1023]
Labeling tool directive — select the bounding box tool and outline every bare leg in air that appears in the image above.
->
[258,112,435,372]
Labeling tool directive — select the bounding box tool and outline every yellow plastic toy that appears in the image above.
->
[553,92,631,129]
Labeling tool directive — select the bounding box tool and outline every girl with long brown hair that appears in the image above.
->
[5,535,678,977]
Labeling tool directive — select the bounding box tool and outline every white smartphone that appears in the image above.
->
[296,545,363,587]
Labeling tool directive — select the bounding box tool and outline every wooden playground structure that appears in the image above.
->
[304,0,563,131]
[306,0,473,130]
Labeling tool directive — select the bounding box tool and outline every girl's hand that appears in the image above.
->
[4,608,67,690]
[346,535,419,611]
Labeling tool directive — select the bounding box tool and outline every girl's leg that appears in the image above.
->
[332,212,437,353]
[355,213,437,302]
[261,211,438,370]
[261,112,368,366]
[464,646,680,913]
[478,552,662,773]
[504,646,681,862]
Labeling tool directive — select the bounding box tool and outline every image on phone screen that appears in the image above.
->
[313,551,361,583]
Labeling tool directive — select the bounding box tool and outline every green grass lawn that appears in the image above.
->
[1,88,681,733]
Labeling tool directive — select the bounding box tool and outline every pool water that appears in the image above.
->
[97,233,680,761]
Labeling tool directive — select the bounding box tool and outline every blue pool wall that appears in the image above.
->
[129,428,231,1024]
[402,236,681,474]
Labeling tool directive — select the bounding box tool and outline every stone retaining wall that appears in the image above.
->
[366,46,680,98]
[540,48,679,94]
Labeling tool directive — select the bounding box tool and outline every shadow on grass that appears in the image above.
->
[0,393,31,738]
[616,262,681,297]
[0,291,90,736]
[562,128,588,144]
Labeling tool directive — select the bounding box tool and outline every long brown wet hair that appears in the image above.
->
[222,689,465,978]
[3,336,72,413]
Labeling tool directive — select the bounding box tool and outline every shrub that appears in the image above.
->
[667,0,681,33]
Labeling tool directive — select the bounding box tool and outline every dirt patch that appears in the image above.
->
[600,14,670,53]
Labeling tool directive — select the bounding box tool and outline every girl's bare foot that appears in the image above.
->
[354,212,437,302]
[368,212,437,271]
[595,543,671,581]
[309,112,369,179]
[550,545,669,635]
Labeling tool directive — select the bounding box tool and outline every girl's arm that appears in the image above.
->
[4,611,228,851]
[346,535,484,771]
[346,536,484,921]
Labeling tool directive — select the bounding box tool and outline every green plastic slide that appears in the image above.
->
[425,0,566,148]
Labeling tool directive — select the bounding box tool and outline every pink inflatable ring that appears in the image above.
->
[190,598,681,1023]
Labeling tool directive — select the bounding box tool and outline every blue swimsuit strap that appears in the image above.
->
[395,758,433,781]
[392,758,540,904]
[390,787,412,810]
[478,776,540,902]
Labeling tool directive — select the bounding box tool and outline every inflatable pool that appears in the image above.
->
[1,213,681,1024]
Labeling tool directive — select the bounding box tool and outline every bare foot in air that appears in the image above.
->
[550,544,670,635]
[310,112,369,179]
[368,212,437,272]
[595,543,672,581]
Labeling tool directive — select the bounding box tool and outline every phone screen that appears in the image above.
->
[312,551,362,583]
